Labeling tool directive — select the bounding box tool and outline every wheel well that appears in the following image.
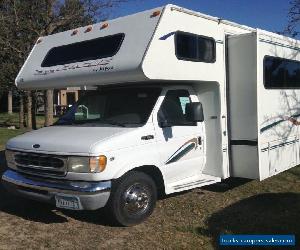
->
[132,165,165,196]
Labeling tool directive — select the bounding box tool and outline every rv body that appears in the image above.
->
[3,5,300,225]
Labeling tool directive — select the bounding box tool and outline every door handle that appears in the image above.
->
[141,135,154,140]
[198,136,202,145]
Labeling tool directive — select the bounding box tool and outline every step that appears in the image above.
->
[165,174,221,194]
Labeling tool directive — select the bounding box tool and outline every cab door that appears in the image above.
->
[153,87,205,182]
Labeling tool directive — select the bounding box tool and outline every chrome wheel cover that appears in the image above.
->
[123,183,150,215]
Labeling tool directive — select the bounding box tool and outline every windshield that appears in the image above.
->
[55,87,161,127]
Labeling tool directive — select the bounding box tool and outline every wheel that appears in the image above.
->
[107,171,157,226]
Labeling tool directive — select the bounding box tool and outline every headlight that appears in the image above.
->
[67,155,107,173]
[5,150,15,165]
[67,157,89,173]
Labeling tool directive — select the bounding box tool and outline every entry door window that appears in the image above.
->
[158,90,196,126]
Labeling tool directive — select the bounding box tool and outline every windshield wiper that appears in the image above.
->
[55,118,127,127]
[102,119,126,127]
[54,120,73,125]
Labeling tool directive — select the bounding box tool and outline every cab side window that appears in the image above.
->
[158,90,196,126]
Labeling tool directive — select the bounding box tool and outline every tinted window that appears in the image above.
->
[264,56,300,89]
[175,31,216,63]
[42,33,124,67]
[158,90,196,126]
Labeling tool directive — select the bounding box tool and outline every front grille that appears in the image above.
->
[14,152,67,177]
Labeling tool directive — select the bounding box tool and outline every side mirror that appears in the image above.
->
[157,110,172,128]
[159,120,172,128]
[185,102,204,122]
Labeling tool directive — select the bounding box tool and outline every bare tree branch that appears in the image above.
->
[285,0,300,37]
[0,0,132,91]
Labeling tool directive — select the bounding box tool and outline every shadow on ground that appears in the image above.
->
[201,177,252,193]
[0,150,113,226]
[0,150,68,223]
[196,192,300,249]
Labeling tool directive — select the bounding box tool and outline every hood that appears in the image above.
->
[6,125,134,155]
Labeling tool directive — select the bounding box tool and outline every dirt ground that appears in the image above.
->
[0,150,299,250]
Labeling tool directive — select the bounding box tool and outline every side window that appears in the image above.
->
[264,56,300,89]
[179,96,190,114]
[175,31,216,63]
[158,90,196,126]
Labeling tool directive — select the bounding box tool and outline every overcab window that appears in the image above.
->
[41,33,125,67]
[175,31,216,63]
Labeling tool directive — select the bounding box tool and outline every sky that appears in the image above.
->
[111,0,291,34]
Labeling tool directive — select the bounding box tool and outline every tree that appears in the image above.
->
[286,0,300,37]
[26,91,32,129]
[44,90,54,127]
[19,93,24,129]
[0,0,128,127]
[7,90,12,114]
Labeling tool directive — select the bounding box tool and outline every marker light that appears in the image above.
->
[100,23,109,30]
[85,26,93,33]
[71,29,78,36]
[98,155,107,171]
[151,10,161,18]
[89,155,107,172]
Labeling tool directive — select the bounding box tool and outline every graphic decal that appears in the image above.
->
[260,114,300,133]
[261,138,299,152]
[165,138,198,165]
[34,57,113,76]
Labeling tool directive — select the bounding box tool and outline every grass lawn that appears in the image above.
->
[0,127,27,150]
[0,126,299,249]
[0,112,47,129]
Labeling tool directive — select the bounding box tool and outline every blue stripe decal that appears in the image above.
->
[166,144,195,164]
[165,138,198,165]
[260,113,300,133]
[261,139,299,152]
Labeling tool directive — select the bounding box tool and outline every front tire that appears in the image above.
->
[107,171,157,226]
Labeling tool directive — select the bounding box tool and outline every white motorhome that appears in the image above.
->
[3,5,300,226]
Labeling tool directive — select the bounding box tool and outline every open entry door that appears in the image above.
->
[226,32,260,180]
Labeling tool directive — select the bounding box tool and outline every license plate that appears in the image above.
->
[55,195,82,210]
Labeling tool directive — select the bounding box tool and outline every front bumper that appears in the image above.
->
[2,170,111,210]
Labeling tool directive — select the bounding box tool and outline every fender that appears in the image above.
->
[111,142,163,179]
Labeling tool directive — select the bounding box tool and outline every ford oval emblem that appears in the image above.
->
[33,144,40,149]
